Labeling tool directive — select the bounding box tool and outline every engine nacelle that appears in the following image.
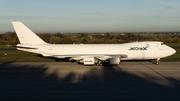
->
[110,57,120,65]
[83,57,95,65]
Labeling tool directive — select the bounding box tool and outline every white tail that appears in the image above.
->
[12,21,47,45]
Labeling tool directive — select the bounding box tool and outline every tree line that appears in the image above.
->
[0,32,180,45]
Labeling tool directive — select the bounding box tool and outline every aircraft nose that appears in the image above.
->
[167,47,176,56]
[173,48,176,53]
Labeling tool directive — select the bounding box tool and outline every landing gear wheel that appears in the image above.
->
[156,58,160,65]
[99,62,102,66]
[98,61,102,66]
[156,61,160,65]
[96,60,102,66]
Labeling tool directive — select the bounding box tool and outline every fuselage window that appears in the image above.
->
[161,43,165,45]
[145,44,149,46]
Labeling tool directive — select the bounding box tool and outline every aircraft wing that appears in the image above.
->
[52,54,128,60]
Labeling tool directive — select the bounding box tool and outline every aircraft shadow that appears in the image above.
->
[0,62,179,101]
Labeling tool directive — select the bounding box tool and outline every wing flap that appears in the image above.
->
[52,54,128,60]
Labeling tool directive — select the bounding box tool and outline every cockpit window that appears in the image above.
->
[161,43,165,45]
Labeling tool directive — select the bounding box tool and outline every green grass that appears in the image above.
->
[0,45,16,49]
[0,50,55,62]
[166,43,180,47]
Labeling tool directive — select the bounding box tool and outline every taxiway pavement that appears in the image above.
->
[0,61,180,101]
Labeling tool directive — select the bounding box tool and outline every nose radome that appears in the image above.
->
[172,48,176,55]
[168,47,176,56]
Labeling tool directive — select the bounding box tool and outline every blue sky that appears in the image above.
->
[0,0,180,33]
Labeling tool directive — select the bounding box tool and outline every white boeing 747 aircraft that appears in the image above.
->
[12,21,176,65]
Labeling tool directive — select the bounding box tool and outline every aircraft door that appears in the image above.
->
[156,43,158,47]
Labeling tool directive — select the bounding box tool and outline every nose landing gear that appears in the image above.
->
[156,58,160,65]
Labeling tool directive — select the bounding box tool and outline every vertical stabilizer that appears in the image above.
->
[12,21,47,45]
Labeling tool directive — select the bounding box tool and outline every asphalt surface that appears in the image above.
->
[0,61,180,101]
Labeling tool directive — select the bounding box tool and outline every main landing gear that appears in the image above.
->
[95,59,102,66]
[156,58,160,65]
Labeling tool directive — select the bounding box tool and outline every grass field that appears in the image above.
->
[0,50,55,62]
[166,43,180,47]
[0,45,16,49]
[0,44,180,62]
[0,45,56,62]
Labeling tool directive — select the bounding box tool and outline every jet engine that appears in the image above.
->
[83,57,95,65]
[109,57,120,65]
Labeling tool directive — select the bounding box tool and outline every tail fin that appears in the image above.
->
[12,21,47,45]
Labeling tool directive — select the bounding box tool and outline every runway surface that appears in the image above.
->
[0,61,180,101]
